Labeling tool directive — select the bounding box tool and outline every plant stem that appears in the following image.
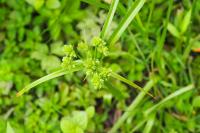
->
[109,80,154,133]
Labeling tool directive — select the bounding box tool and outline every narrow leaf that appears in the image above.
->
[104,81,126,100]
[108,0,146,46]
[167,22,180,38]
[6,122,14,133]
[181,9,192,34]
[143,114,155,133]
[144,84,194,116]
[109,80,154,133]
[110,72,154,98]
[101,0,119,39]
[16,64,83,97]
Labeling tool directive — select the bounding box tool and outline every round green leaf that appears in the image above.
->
[60,118,84,133]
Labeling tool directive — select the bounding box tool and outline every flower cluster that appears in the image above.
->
[83,58,111,89]
[92,37,108,56]
[61,37,111,89]
[61,45,76,69]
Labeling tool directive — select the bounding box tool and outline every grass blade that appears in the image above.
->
[156,0,173,57]
[108,0,146,46]
[130,119,147,133]
[104,81,126,100]
[101,0,119,39]
[167,22,180,38]
[109,80,154,133]
[16,69,68,97]
[110,72,154,98]
[7,122,14,133]
[181,9,192,34]
[144,84,194,116]
[143,114,155,133]
[16,65,83,97]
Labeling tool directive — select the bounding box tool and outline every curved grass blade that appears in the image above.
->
[144,84,194,116]
[104,81,126,100]
[110,72,154,98]
[16,66,83,97]
[108,0,146,46]
[100,0,119,39]
[109,80,154,133]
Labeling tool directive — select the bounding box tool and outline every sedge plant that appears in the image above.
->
[16,0,195,132]
[17,0,151,98]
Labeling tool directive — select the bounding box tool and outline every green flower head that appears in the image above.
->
[91,73,104,89]
[92,37,106,46]
[63,45,76,58]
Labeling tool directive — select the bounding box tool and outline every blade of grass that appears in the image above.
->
[7,122,14,133]
[104,81,126,100]
[16,69,68,97]
[144,84,194,116]
[16,64,83,97]
[143,114,155,133]
[130,119,147,133]
[100,0,119,39]
[156,0,173,57]
[180,9,192,34]
[108,0,146,46]
[109,80,154,133]
[110,72,154,98]
[167,22,181,38]
[81,0,145,34]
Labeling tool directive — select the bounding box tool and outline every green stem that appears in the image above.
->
[109,80,154,133]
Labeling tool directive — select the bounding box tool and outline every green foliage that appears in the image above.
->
[193,96,200,108]
[1,0,200,132]
[6,122,14,133]
[60,107,94,133]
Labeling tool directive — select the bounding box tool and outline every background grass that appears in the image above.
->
[0,0,200,132]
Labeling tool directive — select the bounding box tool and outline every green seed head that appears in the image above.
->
[61,56,72,68]
[84,58,100,72]
[92,37,106,46]
[99,67,111,80]
[78,42,89,51]
[91,73,104,89]
[98,45,109,56]
[63,45,76,58]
